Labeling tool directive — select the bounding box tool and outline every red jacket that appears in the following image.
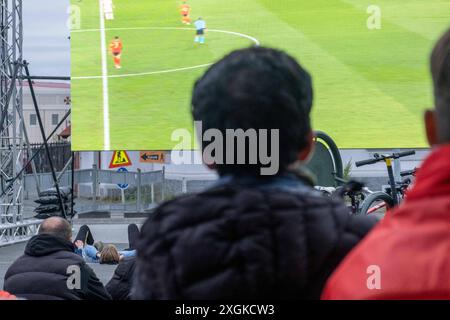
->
[0,291,16,300]
[322,144,450,300]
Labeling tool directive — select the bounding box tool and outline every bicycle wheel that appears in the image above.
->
[359,192,395,216]
[313,131,344,186]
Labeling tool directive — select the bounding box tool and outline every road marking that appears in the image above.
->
[72,27,260,80]
[99,0,111,150]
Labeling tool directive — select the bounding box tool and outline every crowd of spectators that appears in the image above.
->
[2,28,449,300]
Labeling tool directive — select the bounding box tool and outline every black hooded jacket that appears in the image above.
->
[133,174,377,300]
[3,234,111,300]
[106,257,136,300]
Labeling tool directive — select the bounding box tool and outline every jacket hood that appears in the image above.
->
[406,144,450,201]
[25,234,75,257]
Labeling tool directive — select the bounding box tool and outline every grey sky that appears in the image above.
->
[23,0,70,77]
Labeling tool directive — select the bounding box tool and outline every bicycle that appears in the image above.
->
[314,176,371,215]
[332,178,367,215]
[356,151,416,216]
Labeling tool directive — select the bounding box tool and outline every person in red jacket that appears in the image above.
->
[322,28,450,300]
[0,291,17,300]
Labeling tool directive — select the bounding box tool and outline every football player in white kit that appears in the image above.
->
[102,0,114,20]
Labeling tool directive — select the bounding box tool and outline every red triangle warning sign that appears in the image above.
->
[109,151,132,168]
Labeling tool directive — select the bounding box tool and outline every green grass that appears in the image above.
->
[71,0,450,150]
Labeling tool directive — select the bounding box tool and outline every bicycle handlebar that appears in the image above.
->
[355,150,416,168]
[395,150,416,158]
[400,168,417,177]
[355,158,379,167]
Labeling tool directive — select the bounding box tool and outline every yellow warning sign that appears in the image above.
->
[109,151,132,168]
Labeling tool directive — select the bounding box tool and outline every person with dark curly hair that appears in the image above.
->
[133,47,376,300]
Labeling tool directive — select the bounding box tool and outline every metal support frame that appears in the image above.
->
[0,109,71,199]
[22,75,70,81]
[0,109,71,247]
[0,1,72,246]
[0,0,24,226]
[24,61,67,219]
[0,0,42,247]
[0,218,41,245]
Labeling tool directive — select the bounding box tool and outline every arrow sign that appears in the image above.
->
[139,151,165,164]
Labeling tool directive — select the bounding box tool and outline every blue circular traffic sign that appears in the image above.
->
[117,167,129,190]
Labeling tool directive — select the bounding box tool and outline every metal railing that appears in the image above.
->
[23,165,164,213]
[22,166,218,215]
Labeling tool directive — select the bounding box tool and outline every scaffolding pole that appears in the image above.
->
[0,0,24,225]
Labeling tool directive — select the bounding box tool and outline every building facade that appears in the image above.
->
[21,81,71,144]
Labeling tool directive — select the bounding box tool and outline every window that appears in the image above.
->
[52,114,59,126]
[30,114,37,126]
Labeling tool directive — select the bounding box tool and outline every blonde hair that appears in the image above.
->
[99,245,120,264]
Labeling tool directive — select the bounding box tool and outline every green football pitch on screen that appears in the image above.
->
[70,0,449,150]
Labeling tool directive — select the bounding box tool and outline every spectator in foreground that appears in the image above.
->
[105,224,138,300]
[0,291,17,300]
[3,217,111,300]
[106,256,137,300]
[322,28,450,300]
[133,47,377,300]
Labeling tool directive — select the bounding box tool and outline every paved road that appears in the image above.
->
[0,222,139,290]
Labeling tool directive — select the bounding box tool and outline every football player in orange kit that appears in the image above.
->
[180,1,191,25]
[109,36,123,69]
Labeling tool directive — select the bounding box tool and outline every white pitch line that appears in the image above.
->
[206,28,260,46]
[72,26,261,46]
[71,27,260,80]
[99,0,111,150]
[73,63,213,80]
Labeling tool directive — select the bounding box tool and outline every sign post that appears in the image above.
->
[116,167,129,205]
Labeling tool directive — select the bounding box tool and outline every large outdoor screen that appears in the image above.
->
[70,0,450,150]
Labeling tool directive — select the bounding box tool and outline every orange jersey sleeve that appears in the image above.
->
[110,40,123,52]
[180,4,190,14]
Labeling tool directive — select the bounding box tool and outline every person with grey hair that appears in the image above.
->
[322,28,450,300]
[3,217,111,300]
